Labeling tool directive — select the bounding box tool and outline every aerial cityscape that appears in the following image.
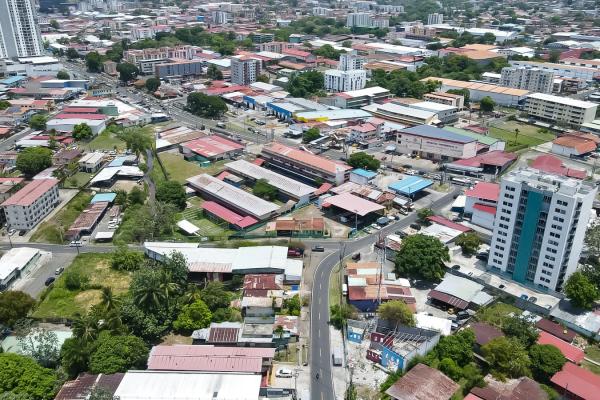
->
[0,0,600,399]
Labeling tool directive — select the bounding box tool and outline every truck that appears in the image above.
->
[332,347,343,366]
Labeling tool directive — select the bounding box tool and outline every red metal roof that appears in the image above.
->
[472,203,496,215]
[551,362,600,400]
[322,192,384,217]
[208,327,240,343]
[314,182,333,196]
[386,363,459,400]
[183,135,244,158]
[2,179,58,207]
[202,201,258,228]
[428,289,469,310]
[452,151,517,168]
[537,331,584,364]
[243,274,281,290]
[535,318,576,343]
[465,182,500,202]
[55,113,106,120]
[62,107,100,113]
[427,215,471,232]
[531,154,587,179]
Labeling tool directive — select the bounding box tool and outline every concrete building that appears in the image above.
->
[395,125,477,161]
[423,91,464,109]
[331,86,392,109]
[427,13,444,25]
[2,179,59,231]
[0,247,44,289]
[363,102,440,126]
[346,12,373,28]
[421,77,529,107]
[339,51,365,71]
[324,69,366,92]
[525,93,598,128]
[500,67,554,94]
[154,60,204,79]
[0,0,43,58]
[510,60,600,82]
[231,55,262,86]
[487,168,596,291]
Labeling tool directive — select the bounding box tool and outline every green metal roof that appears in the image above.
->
[444,126,499,146]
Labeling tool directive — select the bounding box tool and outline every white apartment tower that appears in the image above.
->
[339,51,365,71]
[0,0,43,58]
[324,51,367,92]
[231,55,261,85]
[488,168,596,291]
[427,13,444,25]
[346,13,372,28]
[500,67,554,94]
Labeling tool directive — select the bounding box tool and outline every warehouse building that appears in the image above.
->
[525,93,598,128]
[180,135,244,161]
[421,77,529,106]
[187,173,280,220]
[395,125,478,161]
[0,247,45,290]
[363,102,440,126]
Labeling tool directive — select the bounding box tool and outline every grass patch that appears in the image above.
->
[585,345,600,363]
[32,253,131,319]
[582,359,600,375]
[329,263,342,309]
[63,172,93,189]
[274,342,299,363]
[157,152,205,184]
[489,121,555,152]
[179,203,235,239]
[30,191,93,244]
[475,302,521,327]
[87,131,126,151]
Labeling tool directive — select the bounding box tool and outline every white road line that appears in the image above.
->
[320,348,322,357]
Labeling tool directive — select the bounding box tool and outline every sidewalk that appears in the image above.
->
[330,326,347,399]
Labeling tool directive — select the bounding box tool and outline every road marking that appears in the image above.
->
[321,392,324,400]
[320,348,322,357]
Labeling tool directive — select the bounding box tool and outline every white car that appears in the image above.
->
[69,241,83,247]
[276,368,293,378]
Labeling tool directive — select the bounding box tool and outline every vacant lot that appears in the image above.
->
[64,172,93,189]
[87,131,126,151]
[180,199,234,239]
[33,253,132,320]
[157,152,206,184]
[30,191,93,244]
[489,121,555,152]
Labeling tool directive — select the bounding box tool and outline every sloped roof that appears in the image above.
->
[385,363,459,400]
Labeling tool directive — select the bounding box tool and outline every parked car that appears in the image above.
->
[451,265,460,270]
[287,248,304,257]
[352,253,361,261]
[409,223,421,231]
[456,311,470,320]
[395,231,408,238]
[55,267,64,275]
[276,368,293,378]
[312,245,325,252]
[69,241,83,247]
[44,277,55,286]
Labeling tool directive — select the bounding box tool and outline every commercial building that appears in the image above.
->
[78,152,104,173]
[180,135,244,161]
[428,274,492,311]
[551,133,599,157]
[187,173,280,220]
[423,91,464,109]
[500,67,554,94]
[426,13,444,25]
[261,142,352,185]
[225,159,316,205]
[363,102,440,126]
[231,55,262,85]
[154,60,204,79]
[324,69,366,92]
[421,77,529,107]
[0,0,43,58]
[395,125,477,161]
[525,93,598,128]
[331,86,392,109]
[510,60,600,82]
[487,168,596,291]
[406,101,458,124]
[2,179,59,231]
[0,247,44,289]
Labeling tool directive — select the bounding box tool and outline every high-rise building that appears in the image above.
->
[346,13,373,28]
[487,168,596,291]
[500,67,554,93]
[525,93,598,128]
[339,51,365,71]
[427,13,444,25]
[0,0,44,58]
[231,55,261,85]
[325,51,367,92]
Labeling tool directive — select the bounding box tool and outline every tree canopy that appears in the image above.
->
[88,333,148,374]
[186,92,227,119]
[16,147,52,177]
[313,44,345,60]
[85,52,103,73]
[347,152,380,171]
[0,291,35,327]
[480,96,496,112]
[564,271,599,309]
[501,315,539,348]
[302,127,320,144]
[156,180,187,210]
[145,77,161,93]
[287,71,324,97]
[56,70,70,80]
[482,337,531,380]
[72,123,93,140]
[173,300,212,332]
[116,127,152,157]
[207,64,223,80]
[116,63,139,82]
[111,247,144,272]
[378,300,415,328]
[455,232,482,256]
[528,344,566,382]
[28,114,47,130]
[434,329,475,367]
[394,234,449,281]
[0,353,59,400]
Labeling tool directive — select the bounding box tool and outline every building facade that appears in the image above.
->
[2,179,59,231]
[324,69,366,92]
[487,169,596,291]
[427,13,444,25]
[500,67,554,94]
[231,56,262,85]
[0,0,43,58]
[525,93,598,128]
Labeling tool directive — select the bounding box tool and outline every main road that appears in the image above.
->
[309,186,461,400]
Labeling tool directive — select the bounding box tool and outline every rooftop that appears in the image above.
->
[182,135,244,158]
[1,179,58,207]
[421,77,529,97]
[388,176,434,196]
[262,143,351,175]
[528,92,598,109]
[465,182,500,202]
[537,331,584,364]
[401,125,476,144]
[322,192,385,216]
[551,362,600,400]
[385,363,459,400]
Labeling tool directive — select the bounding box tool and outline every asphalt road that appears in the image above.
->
[309,186,461,400]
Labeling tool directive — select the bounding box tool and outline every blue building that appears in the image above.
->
[350,168,377,185]
[347,319,367,344]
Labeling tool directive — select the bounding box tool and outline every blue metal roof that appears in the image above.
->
[351,168,377,178]
[1,76,26,85]
[388,176,433,196]
[401,125,475,144]
[108,156,127,167]
[91,192,117,203]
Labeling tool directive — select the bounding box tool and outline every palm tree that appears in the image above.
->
[132,282,166,312]
[100,287,120,311]
[514,128,520,145]
[72,313,99,344]
[182,283,202,305]
[274,325,285,339]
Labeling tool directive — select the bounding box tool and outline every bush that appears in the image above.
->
[64,270,89,291]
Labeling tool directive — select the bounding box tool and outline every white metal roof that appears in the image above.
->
[177,220,200,235]
[527,92,598,109]
[0,247,40,281]
[225,159,316,198]
[434,274,485,303]
[114,371,261,400]
[415,312,452,336]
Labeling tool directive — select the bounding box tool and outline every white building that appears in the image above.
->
[525,93,598,128]
[312,7,333,16]
[2,179,59,231]
[500,67,554,94]
[464,182,500,230]
[231,56,262,86]
[2,56,63,77]
[394,125,477,161]
[0,247,45,289]
[339,51,365,71]
[346,13,373,28]
[488,169,596,291]
[422,77,529,107]
[211,10,230,25]
[510,60,600,82]
[0,0,43,58]
[427,13,444,25]
[324,69,367,92]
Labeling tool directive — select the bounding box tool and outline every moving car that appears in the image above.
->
[312,245,325,252]
[55,267,64,275]
[44,277,56,286]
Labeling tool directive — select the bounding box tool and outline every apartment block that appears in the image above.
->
[500,67,554,94]
[427,13,444,25]
[324,69,366,92]
[488,169,596,291]
[0,0,44,58]
[525,93,598,128]
[2,179,59,231]
[423,92,465,110]
[510,60,600,82]
[231,56,262,85]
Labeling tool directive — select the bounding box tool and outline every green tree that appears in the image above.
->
[56,70,70,80]
[66,48,79,60]
[145,77,161,93]
[434,329,475,367]
[395,234,449,281]
[0,353,58,400]
[116,127,152,158]
[347,152,380,170]
[85,51,103,72]
[131,268,167,312]
[584,223,600,260]
[99,287,120,312]
[564,271,599,309]
[162,251,189,290]
[72,123,93,140]
[206,64,223,80]
[211,307,242,322]
[438,357,463,381]
[417,208,434,225]
[60,337,91,378]
[0,100,10,110]
[480,96,496,112]
[0,291,35,327]
[64,270,89,291]
[111,247,144,272]
[549,50,560,63]
[287,71,324,97]
[529,344,566,382]
[16,147,52,177]
[253,178,278,201]
[479,32,496,44]
[28,114,47,130]
[313,44,344,60]
[156,181,187,210]
[455,232,482,256]
[173,299,212,332]
[116,62,139,82]
[482,337,531,380]
[378,300,415,327]
[283,294,301,316]
[127,186,146,206]
[302,127,320,143]
[186,92,227,119]
[200,281,231,311]
[256,74,270,83]
[330,304,357,330]
[501,315,539,348]
[49,19,59,29]
[17,328,60,368]
[89,333,148,374]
